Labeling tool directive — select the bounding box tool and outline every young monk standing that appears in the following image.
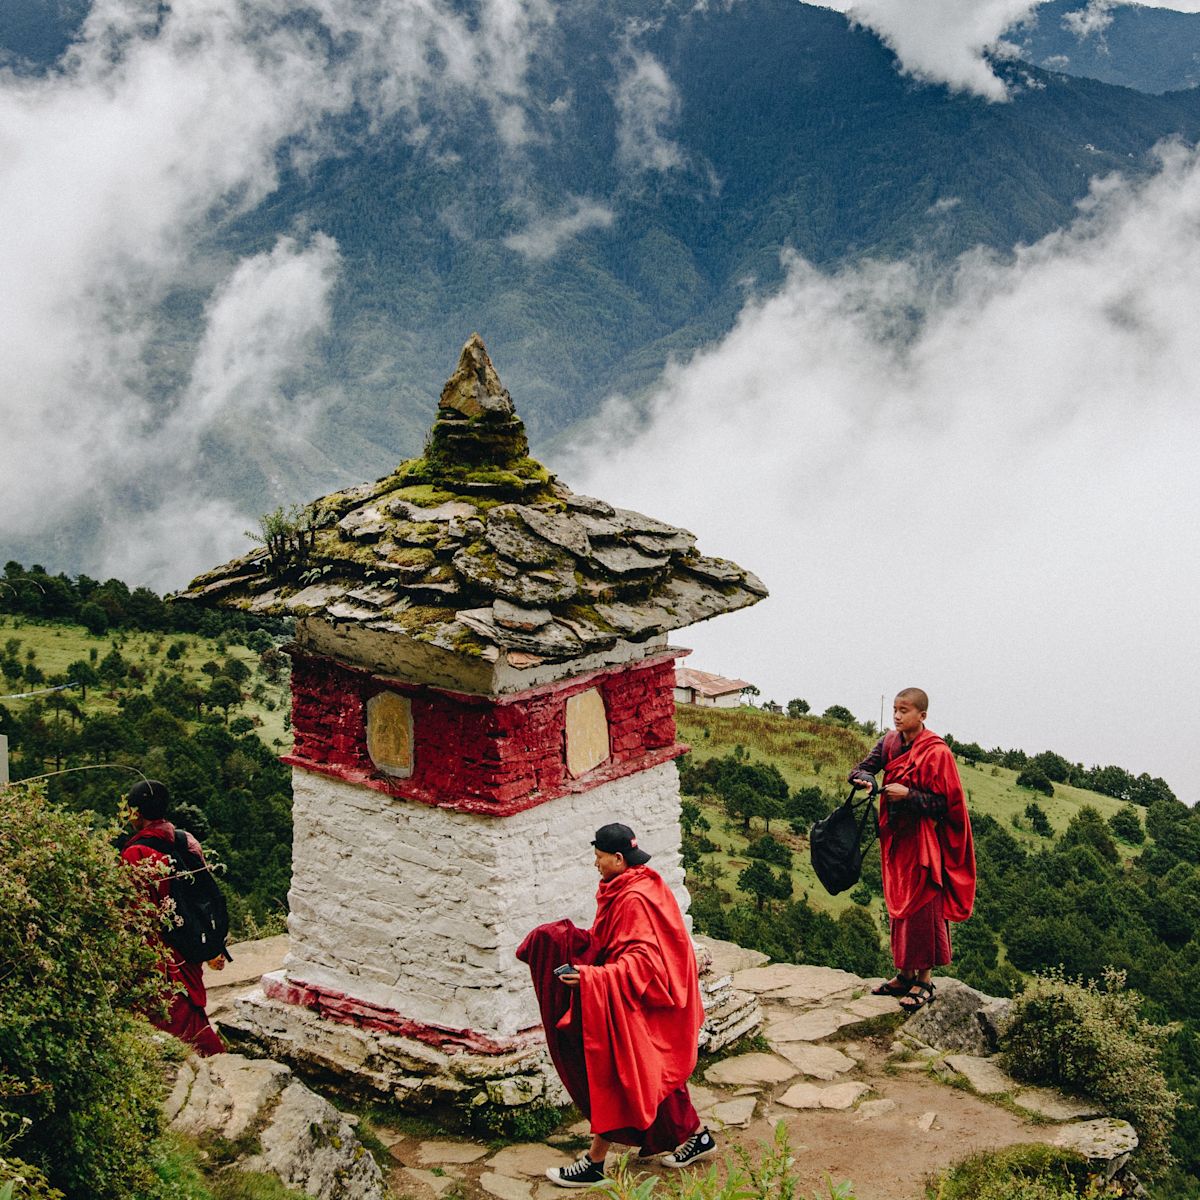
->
[849,689,975,1013]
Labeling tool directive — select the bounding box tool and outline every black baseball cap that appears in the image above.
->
[127,779,170,819]
[592,822,651,866]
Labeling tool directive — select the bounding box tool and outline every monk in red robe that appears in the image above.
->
[120,780,226,1057]
[849,688,975,1013]
[517,823,716,1187]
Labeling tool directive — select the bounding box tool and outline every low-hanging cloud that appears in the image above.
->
[816,0,1043,99]
[568,143,1200,797]
[816,0,1200,99]
[503,199,616,260]
[613,50,686,173]
[0,0,556,587]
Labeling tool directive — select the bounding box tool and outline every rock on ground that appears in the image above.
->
[704,1052,797,1088]
[902,979,1011,1056]
[170,1053,385,1200]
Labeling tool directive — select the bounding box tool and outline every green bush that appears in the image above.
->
[999,967,1179,1172]
[0,1153,65,1200]
[1108,804,1145,845]
[1016,767,1054,797]
[0,783,171,1199]
[931,1144,1102,1200]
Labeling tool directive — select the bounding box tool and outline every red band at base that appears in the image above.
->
[262,974,544,1056]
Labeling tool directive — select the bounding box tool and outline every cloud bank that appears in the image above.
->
[0,0,555,587]
[816,0,1043,99]
[569,144,1200,797]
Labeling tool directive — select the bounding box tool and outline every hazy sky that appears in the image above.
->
[569,142,1200,799]
[3,0,1199,795]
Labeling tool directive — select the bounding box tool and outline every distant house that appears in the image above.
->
[674,667,753,708]
[760,700,782,714]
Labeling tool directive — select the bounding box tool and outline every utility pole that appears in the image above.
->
[880,694,885,733]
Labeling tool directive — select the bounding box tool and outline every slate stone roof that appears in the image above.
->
[176,335,767,663]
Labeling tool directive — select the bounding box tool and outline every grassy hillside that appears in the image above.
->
[0,613,292,749]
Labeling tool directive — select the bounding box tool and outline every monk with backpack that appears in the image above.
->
[848,689,975,1013]
[120,780,228,1056]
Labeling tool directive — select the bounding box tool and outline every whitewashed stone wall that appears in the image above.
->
[285,760,689,1038]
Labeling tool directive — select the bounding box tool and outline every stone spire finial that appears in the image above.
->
[427,334,529,467]
[439,334,512,419]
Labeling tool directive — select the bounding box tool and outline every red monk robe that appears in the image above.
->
[121,820,225,1057]
[877,729,976,925]
[518,866,704,1150]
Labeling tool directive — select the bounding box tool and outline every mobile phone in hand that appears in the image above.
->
[553,963,576,978]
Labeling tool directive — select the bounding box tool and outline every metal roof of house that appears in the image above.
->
[674,667,753,698]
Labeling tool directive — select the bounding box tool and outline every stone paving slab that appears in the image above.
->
[711,1097,758,1128]
[417,1141,491,1165]
[773,1043,857,1080]
[844,994,904,1020]
[704,1052,797,1088]
[403,1167,461,1196]
[1013,1088,1105,1122]
[732,965,863,998]
[764,1009,857,1042]
[776,1081,870,1110]
[486,1145,571,1177]
[856,1099,898,1120]
[944,1055,1014,1096]
[480,1172,533,1200]
[1051,1119,1138,1161]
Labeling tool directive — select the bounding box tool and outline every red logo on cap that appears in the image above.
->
[630,838,638,847]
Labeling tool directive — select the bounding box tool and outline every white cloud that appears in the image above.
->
[817,0,1043,100]
[503,199,615,260]
[1062,0,1117,36]
[613,50,685,173]
[0,0,556,588]
[814,0,1200,98]
[178,235,341,435]
[568,143,1200,798]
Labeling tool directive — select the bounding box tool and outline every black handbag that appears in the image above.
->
[809,781,879,895]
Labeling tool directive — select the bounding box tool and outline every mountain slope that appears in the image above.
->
[1010,0,1200,94]
[9,1,1200,570]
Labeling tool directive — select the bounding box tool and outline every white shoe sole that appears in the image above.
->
[661,1143,718,1169]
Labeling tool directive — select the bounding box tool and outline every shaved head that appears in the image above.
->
[895,688,929,714]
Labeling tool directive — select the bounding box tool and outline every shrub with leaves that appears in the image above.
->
[932,1144,1106,1200]
[999,967,1178,1172]
[0,783,171,1199]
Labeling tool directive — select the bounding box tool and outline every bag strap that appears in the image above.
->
[843,783,880,843]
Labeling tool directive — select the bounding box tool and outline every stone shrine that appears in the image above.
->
[178,336,767,1113]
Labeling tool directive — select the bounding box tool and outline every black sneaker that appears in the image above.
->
[546,1155,607,1188]
[661,1128,718,1169]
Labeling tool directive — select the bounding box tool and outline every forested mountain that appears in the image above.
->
[1008,0,1200,94]
[6,0,1200,542]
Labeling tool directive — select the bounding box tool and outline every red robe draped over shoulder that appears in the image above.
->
[575,867,704,1136]
[879,729,976,923]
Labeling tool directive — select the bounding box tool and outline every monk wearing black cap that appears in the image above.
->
[518,823,716,1188]
[120,780,226,1056]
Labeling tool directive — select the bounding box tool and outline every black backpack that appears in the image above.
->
[130,830,231,964]
[809,783,879,896]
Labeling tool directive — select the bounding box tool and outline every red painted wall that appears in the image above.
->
[284,651,685,816]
